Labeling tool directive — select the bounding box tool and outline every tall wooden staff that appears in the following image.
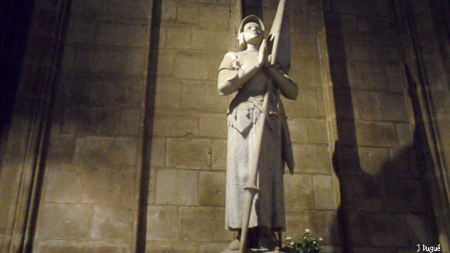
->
[239,1,288,252]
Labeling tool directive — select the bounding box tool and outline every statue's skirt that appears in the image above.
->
[225,97,286,231]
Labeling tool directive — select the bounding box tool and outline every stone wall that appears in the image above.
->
[2,0,449,252]
[32,0,153,252]
[324,0,441,251]
[0,0,71,251]
[25,0,340,252]
[144,1,233,252]
[394,0,450,248]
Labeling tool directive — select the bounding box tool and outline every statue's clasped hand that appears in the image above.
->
[257,39,270,69]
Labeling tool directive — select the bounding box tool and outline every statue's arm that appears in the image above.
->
[265,67,298,100]
[217,52,261,96]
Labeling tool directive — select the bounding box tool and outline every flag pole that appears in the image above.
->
[238,1,287,252]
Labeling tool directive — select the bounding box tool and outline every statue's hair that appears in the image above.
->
[237,15,265,51]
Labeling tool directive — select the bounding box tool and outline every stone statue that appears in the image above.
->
[218,13,298,252]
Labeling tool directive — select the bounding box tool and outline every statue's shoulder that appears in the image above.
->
[218,51,238,71]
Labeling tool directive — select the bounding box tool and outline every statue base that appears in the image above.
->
[220,249,281,253]
[220,229,284,253]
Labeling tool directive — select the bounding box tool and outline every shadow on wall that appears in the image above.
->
[0,0,35,166]
[137,0,162,251]
[326,14,439,252]
[332,138,439,251]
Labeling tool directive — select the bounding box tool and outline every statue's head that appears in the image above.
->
[237,15,265,51]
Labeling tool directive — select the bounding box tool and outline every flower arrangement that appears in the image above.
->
[283,229,323,253]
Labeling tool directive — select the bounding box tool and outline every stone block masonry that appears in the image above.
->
[0,0,446,251]
[32,0,152,252]
[324,0,442,250]
[145,1,238,251]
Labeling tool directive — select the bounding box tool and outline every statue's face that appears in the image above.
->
[243,22,263,45]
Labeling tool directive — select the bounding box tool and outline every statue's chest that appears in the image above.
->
[236,51,258,68]
[235,51,270,90]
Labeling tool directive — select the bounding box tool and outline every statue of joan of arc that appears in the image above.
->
[218,7,298,252]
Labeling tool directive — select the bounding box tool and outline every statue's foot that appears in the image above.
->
[257,229,279,251]
[248,246,281,252]
[220,244,281,253]
[220,239,241,253]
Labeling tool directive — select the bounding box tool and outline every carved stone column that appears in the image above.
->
[0,0,72,252]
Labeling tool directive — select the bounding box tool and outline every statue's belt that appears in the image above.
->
[228,95,286,119]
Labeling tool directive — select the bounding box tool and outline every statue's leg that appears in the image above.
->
[276,230,282,249]
[257,227,279,251]
[248,227,259,249]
